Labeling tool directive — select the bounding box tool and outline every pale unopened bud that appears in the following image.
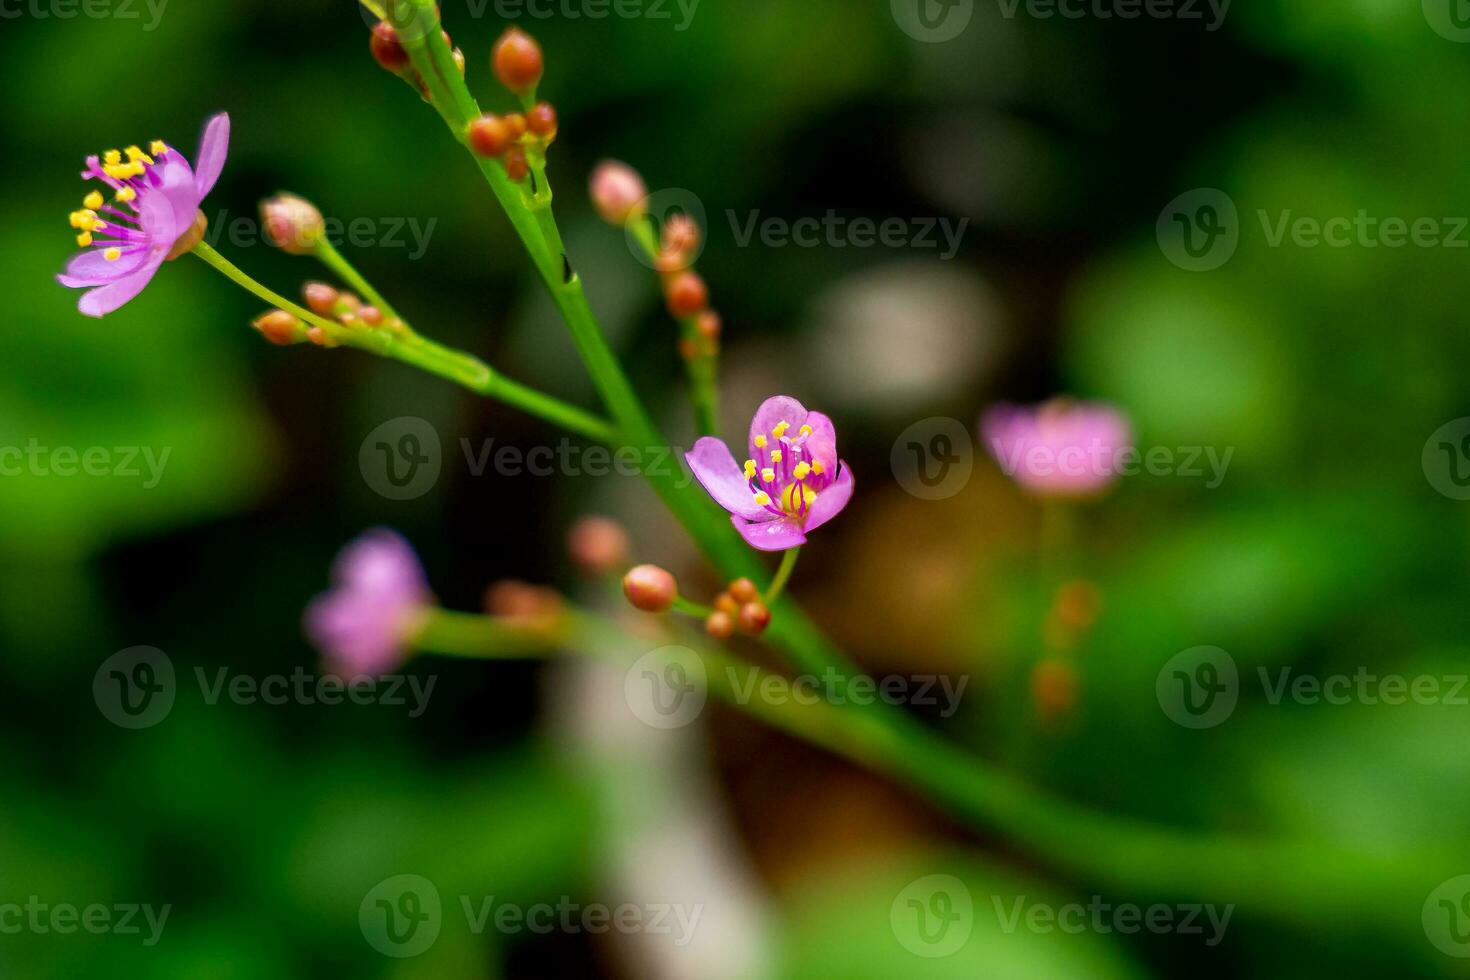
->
[303,282,339,316]
[589,160,647,225]
[252,309,309,346]
[622,564,677,613]
[261,193,325,255]
[567,516,631,576]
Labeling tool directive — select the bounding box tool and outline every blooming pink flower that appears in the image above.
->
[981,398,1133,498]
[686,395,854,551]
[57,113,230,317]
[304,529,432,676]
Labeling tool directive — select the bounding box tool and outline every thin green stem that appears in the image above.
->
[670,595,713,619]
[763,547,800,605]
[312,237,399,320]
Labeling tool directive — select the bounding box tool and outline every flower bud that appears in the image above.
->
[705,611,734,640]
[358,306,384,326]
[493,27,544,94]
[527,101,558,139]
[736,601,770,635]
[468,114,512,158]
[622,564,677,613]
[728,578,758,603]
[252,310,308,346]
[370,21,410,72]
[661,213,699,256]
[696,311,721,341]
[504,145,529,182]
[1032,659,1077,718]
[504,113,528,138]
[261,193,325,255]
[567,516,631,576]
[665,271,708,318]
[332,292,362,319]
[714,592,738,615]
[303,282,339,316]
[589,160,647,225]
[452,46,466,76]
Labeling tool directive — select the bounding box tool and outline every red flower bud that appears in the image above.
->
[370,22,410,72]
[468,114,512,158]
[622,564,677,613]
[303,282,340,316]
[736,601,770,635]
[728,578,758,603]
[705,611,734,640]
[696,311,722,341]
[504,145,529,182]
[527,101,558,139]
[493,27,543,94]
[504,113,528,138]
[261,193,325,255]
[714,592,738,615]
[664,271,708,318]
[252,310,308,346]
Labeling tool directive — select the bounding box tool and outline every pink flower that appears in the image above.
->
[686,395,855,552]
[57,113,230,317]
[304,529,432,676]
[981,398,1134,498]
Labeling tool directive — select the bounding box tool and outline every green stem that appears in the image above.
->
[763,547,800,605]
[670,595,713,619]
[312,237,399,320]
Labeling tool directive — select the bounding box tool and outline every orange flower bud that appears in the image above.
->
[728,578,758,603]
[737,601,770,635]
[504,145,529,182]
[567,516,630,576]
[527,101,558,139]
[622,564,677,613]
[303,282,339,316]
[468,114,512,158]
[492,27,543,94]
[705,611,734,640]
[370,22,410,72]
[252,310,308,346]
[665,272,708,318]
[261,193,325,255]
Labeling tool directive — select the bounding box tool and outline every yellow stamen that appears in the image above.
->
[799,424,812,437]
[115,187,137,203]
[743,459,757,479]
[76,232,93,247]
[753,491,771,507]
[812,461,826,475]
[125,145,154,165]
[104,248,122,262]
[150,140,167,155]
[753,435,767,449]
[782,483,814,514]
[772,421,790,438]
[83,191,104,210]
[770,449,783,463]
[104,149,122,165]
[761,468,775,483]
[793,461,811,480]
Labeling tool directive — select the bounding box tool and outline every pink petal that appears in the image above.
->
[150,147,199,243]
[57,247,149,287]
[748,395,808,456]
[803,460,853,533]
[800,410,839,481]
[686,437,769,521]
[192,113,230,199]
[76,251,166,317]
[732,514,807,552]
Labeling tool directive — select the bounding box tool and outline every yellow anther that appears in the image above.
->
[761,468,775,483]
[772,421,790,438]
[753,435,767,449]
[103,248,122,262]
[799,424,812,437]
[116,187,137,203]
[812,460,826,475]
[753,491,771,507]
[104,149,122,165]
[770,450,783,463]
[83,191,104,210]
[793,462,811,480]
[125,145,154,165]
[743,459,757,478]
[150,140,167,155]
[76,232,93,247]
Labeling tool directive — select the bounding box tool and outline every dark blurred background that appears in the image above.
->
[4,0,1470,975]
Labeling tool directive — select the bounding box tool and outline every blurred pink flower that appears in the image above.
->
[686,395,854,551]
[982,398,1133,498]
[304,529,431,676]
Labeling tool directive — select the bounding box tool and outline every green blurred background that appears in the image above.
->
[4,0,1470,975]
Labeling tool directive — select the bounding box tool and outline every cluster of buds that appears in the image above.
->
[287,281,407,347]
[704,577,768,639]
[1032,580,1102,722]
[466,29,553,183]
[369,17,466,102]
